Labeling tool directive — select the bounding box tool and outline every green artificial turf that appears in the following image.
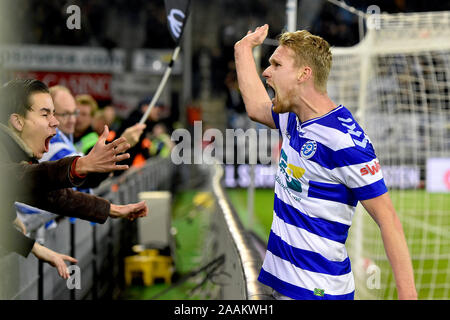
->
[226,187,450,300]
[122,186,449,300]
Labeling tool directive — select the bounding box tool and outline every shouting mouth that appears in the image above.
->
[44,134,56,152]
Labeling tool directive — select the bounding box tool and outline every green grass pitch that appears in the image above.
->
[226,187,450,300]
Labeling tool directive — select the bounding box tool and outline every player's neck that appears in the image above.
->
[292,89,337,124]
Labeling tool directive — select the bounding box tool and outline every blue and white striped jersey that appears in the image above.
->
[41,128,81,162]
[258,105,387,300]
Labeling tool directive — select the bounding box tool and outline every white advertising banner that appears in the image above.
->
[382,165,420,189]
[0,45,125,73]
[0,45,183,74]
[225,164,421,190]
[426,158,450,193]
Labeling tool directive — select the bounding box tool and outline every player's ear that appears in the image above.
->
[297,66,312,82]
[9,113,25,132]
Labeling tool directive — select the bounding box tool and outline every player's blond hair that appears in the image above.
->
[279,30,332,93]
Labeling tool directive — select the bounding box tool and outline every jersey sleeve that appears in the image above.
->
[334,142,388,201]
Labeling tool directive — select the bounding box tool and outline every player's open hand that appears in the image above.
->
[235,24,269,49]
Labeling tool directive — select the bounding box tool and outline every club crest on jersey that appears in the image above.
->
[300,140,317,159]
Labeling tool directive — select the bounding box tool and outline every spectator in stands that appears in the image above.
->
[148,123,174,158]
[74,94,145,156]
[92,106,125,142]
[74,94,98,154]
[0,79,148,279]
[45,87,145,164]
[38,85,146,243]
[116,97,162,169]
[103,105,120,133]
[92,109,109,137]
[41,86,81,162]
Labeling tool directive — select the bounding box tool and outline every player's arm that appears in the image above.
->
[234,24,275,129]
[361,193,418,300]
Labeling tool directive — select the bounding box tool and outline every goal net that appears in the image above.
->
[328,11,450,299]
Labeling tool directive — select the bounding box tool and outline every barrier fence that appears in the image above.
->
[0,157,174,300]
[0,158,269,300]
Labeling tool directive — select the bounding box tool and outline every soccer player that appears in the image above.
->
[234,24,417,300]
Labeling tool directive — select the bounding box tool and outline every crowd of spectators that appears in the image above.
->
[0,79,149,279]
[2,0,449,119]
[1,0,173,49]
[0,78,175,277]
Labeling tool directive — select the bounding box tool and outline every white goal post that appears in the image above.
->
[328,11,450,299]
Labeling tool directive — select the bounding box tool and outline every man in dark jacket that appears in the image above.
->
[0,79,148,279]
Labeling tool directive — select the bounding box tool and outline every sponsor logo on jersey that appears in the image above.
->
[360,160,381,176]
[279,149,305,193]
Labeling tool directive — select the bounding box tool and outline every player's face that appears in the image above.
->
[263,45,299,113]
[18,92,59,159]
[54,90,78,136]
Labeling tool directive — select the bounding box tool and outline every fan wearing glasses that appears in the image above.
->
[42,86,145,165]
[40,86,85,162]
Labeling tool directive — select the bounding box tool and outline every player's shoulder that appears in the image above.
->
[332,106,376,154]
[305,106,377,161]
[309,105,359,133]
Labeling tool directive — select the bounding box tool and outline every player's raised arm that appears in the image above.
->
[234,24,275,129]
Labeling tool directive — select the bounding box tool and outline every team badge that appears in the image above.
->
[300,140,317,159]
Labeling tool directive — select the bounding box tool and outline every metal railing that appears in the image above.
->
[1,157,271,300]
[0,157,174,300]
